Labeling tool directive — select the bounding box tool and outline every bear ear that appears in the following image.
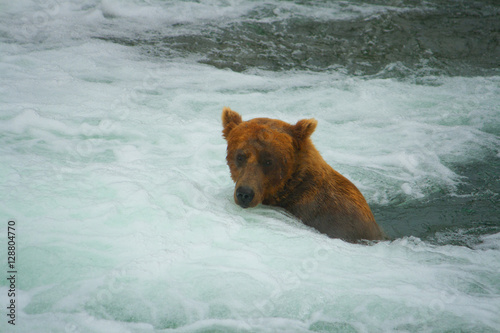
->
[222,107,243,139]
[292,118,318,147]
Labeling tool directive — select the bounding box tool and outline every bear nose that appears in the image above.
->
[235,186,255,208]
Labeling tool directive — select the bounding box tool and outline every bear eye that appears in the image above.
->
[263,159,272,167]
[236,153,246,165]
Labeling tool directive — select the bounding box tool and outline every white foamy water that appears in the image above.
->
[1,1,499,332]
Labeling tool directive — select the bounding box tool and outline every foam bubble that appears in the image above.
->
[475,233,500,251]
[0,109,76,135]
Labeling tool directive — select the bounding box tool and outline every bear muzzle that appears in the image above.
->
[235,186,256,208]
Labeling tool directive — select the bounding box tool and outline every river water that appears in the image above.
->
[0,0,499,332]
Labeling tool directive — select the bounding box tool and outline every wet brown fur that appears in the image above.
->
[222,107,385,242]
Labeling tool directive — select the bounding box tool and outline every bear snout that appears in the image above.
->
[235,186,255,208]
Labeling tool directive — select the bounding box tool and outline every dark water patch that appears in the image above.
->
[97,0,499,77]
[374,155,500,246]
[202,2,499,76]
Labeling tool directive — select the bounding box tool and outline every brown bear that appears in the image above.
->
[222,107,386,242]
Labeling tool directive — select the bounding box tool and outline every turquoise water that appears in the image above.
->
[1,1,499,332]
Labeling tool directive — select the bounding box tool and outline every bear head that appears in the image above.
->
[222,107,317,208]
